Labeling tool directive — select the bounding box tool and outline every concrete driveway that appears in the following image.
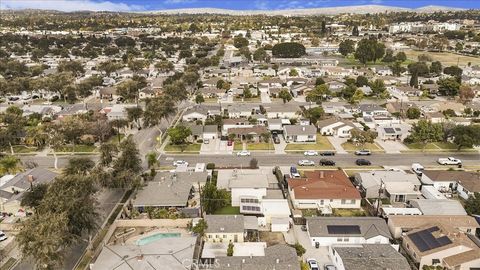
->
[293,225,332,268]
[261,92,272,103]
[274,135,287,154]
[375,139,408,154]
[326,137,348,154]
[200,138,220,154]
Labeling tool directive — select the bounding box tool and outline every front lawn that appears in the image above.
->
[405,142,466,151]
[164,143,201,153]
[234,142,274,151]
[12,145,38,153]
[213,206,240,215]
[55,144,97,153]
[341,142,382,151]
[233,96,261,102]
[285,135,334,151]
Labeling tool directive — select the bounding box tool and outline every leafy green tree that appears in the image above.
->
[21,183,48,211]
[350,129,377,148]
[395,52,407,62]
[168,125,192,145]
[350,89,364,104]
[430,61,442,75]
[272,42,306,58]
[438,77,460,96]
[126,106,143,127]
[99,143,117,166]
[114,136,142,175]
[369,79,386,97]
[451,125,480,150]
[408,62,430,77]
[444,66,463,83]
[253,48,267,62]
[97,61,123,76]
[278,89,292,103]
[143,96,177,127]
[57,60,84,77]
[0,155,22,174]
[195,94,205,104]
[315,77,325,86]
[459,85,475,104]
[356,76,369,87]
[191,219,208,236]
[64,157,95,176]
[338,39,355,56]
[233,36,249,48]
[146,152,157,169]
[243,87,252,99]
[352,25,359,36]
[390,61,406,77]
[201,182,230,214]
[464,192,480,215]
[354,38,385,65]
[406,107,421,119]
[227,242,234,256]
[303,107,325,126]
[306,84,330,103]
[405,120,444,148]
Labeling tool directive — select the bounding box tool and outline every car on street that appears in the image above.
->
[356,159,371,166]
[0,231,7,242]
[354,149,371,156]
[437,157,462,165]
[307,258,319,270]
[324,265,337,270]
[290,166,301,178]
[298,160,315,166]
[237,150,251,156]
[319,151,335,156]
[319,159,336,166]
[304,150,319,156]
[173,160,189,167]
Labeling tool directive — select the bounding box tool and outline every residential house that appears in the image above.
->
[198,87,225,99]
[131,171,208,217]
[409,199,467,216]
[283,125,317,143]
[105,104,137,121]
[402,225,480,269]
[267,118,284,133]
[385,101,418,117]
[202,125,219,140]
[222,118,254,133]
[224,104,259,118]
[264,104,300,119]
[354,170,421,203]
[358,104,389,117]
[204,215,246,243]
[387,215,479,239]
[421,170,479,197]
[228,126,269,142]
[307,217,392,247]
[182,105,221,123]
[0,168,58,214]
[377,126,405,141]
[374,66,393,76]
[318,118,356,138]
[288,170,361,211]
[329,244,411,270]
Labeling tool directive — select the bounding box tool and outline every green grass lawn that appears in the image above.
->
[12,145,38,153]
[234,142,274,151]
[164,143,201,153]
[233,97,261,102]
[204,98,219,103]
[108,134,126,144]
[341,142,382,151]
[214,206,240,215]
[285,134,334,151]
[55,144,97,152]
[332,208,368,217]
[406,142,465,151]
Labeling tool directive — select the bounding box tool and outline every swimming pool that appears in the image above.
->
[136,232,181,246]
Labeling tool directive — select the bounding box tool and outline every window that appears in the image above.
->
[432,259,440,265]
[341,199,346,204]
[343,238,349,242]
[350,200,356,204]
[223,235,227,238]
[208,235,212,238]
[337,238,343,242]
[320,200,324,205]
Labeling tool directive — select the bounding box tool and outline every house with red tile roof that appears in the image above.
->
[287,170,361,212]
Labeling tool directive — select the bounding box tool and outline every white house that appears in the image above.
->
[283,125,316,143]
[307,217,392,247]
[317,119,356,138]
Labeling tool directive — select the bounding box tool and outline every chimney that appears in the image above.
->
[27,175,34,184]
[276,258,280,264]
[242,259,246,263]
[320,171,324,178]
[136,255,144,261]
[302,126,305,132]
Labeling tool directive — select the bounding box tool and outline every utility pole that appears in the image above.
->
[375,179,384,217]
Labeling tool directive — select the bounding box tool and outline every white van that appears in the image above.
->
[411,163,425,176]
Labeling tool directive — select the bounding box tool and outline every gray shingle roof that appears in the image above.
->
[205,215,245,234]
[333,244,410,270]
[307,217,392,239]
[284,125,316,136]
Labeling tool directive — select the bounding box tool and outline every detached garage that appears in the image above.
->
[271,217,290,232]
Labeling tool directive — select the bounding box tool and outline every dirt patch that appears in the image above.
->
[259,231,286,246]
[403,49,480,66]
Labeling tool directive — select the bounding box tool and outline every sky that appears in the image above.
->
[1,0,479,12]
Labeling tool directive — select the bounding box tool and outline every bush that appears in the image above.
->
[206,163,215,170]
[290,243,306,256]
[249,158,258,169]
[272,42,306,58]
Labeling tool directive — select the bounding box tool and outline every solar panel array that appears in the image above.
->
[327,225,361,235]
[408,226,453,252]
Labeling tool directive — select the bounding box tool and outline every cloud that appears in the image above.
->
[370,0,383,3]
[163,0,197,4]
[254,0,269,10]
[0,0,145,12]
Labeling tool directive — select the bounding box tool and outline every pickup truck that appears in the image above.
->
[437,157,462,165]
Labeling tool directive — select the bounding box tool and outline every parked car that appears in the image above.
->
[437,157,462,165]
[273,136,280,144]
[304,150,319,156]
[290,166,301,178]
[356,159,371,166]
[173,160,189,167]
[0,231,7,242]
[227,140,233,146]
[298,160,315,166]
[324,265,337,270]
[301,225,307,231]
[411,163,425,176]
[307,259,319,270]
[237,150,251,156]
[319,151,335,156]
[319,159,335,166]
[203,139,210,144]
[355,149,371,156]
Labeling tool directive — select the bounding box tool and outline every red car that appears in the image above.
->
[227,141,233,146]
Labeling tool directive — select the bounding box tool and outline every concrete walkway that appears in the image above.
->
[375,139,408,154]
[326,137,348,154]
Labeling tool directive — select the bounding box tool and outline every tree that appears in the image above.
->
[114,136,142,176]
[126,106,143,127]
[201,182,229,214]
[410,72,419,88]
[352,25,359,36]
[233,36,248,48]
[356,76,368,87]
[405,120,444,148]
[99,143,117,166]
[338,39,355,56]
[306,84,330,103]
[430,61,442,75]
[97,61,123,76]
[57,117,85,154]
[459,85,475,104]
[406,107,421,119]
[451,125,480,150]
[369,79,386,97]
[303,107,325,126]
[390,61,406,77]
[350,129,377,148]
[0,155,22,174]
[146,152,157,169]
[227,242,234,256]
[444,66,463,83]
[289,68,298,77]
[116,79,141,101]
[168,125,192,145]
[382,50,396,63]
[191,219,208,236]
[354,38,385,65]
[195,94,205,104]
[57,60,84,77]
[143,96,177,127]
[278,89,292,103]
[272,42,306,58]
[243,87,252,99]
[253,48,267,62]
[408,62,430,77]
[155,60,174,73]
[111,119,128,144]
[395,52,407,62]
[21,183,48,211]
[127,59,147,74]
[250,158,258,169]
[350,89,364,104]
[464,192,480,215]
[315,77,325,86]
[438,77,460,96]
[64,157,95,176]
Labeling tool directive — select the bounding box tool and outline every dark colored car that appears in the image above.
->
[356,159,371,166]
[319,159,336,166]
[227,141,233,146]
[319,151,335,156]
[273,136,280,144]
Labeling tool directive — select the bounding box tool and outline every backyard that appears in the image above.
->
[213,206,240,215]
[285,134,334,151]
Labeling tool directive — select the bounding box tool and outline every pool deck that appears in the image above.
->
[123,228,191,245]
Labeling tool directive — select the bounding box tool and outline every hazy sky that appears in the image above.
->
[1,0,479,12]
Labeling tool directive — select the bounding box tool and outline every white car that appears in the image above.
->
[173,160,189,167]
[307,258,319,270]
[304,150,319,156]
[298,160,315,166]
[237,150,251,156]
[0,231,7,242]
[355,149,371,156]
[411,163,425,176]
[437,157,462,165]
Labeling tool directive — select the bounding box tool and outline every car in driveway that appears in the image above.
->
[354,149,371,156]
[324,265,336,270]
[273,136,280,144]
[227,140,233,146]
[304,150,319,156]
[0,231,8,242]
[307,259,319,270]
[319,151,335,156]
[437,157,462,165]
[237,150,251,156]
[173,160,189,167]
[355,159,371,166]
[298,160,315,166]
[203,139,210,144]
[290,166,301,178]
[319,159,335,166]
